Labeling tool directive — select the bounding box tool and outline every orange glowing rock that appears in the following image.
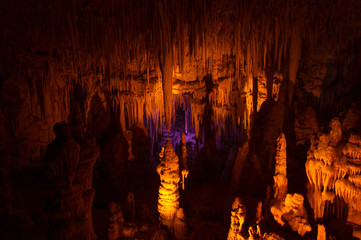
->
[305,116,361,224]
[227,197,246,240]
[317,224,326,240]
[271,193,311,236]
[156,140,181,231]
[273,133,288,201]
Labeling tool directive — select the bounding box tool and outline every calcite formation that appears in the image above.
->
[107,202,125,240]
[102,131,129,199]
[227,197,246,240]
[273,133,287,201]
[271,193,311,236]
[173,208,187,240]
[180,133,189,190]
[305,115,361,227]
[125,192,136,222]
[107,201,138,240]
[270,132,311,236]
[44,121,100,239]
[156,140,181,232]
[317,224,326,240]
[124,130,135,161]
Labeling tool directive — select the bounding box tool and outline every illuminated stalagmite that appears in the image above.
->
[180,133,189,190]
[271,133,310,235]
[156,140,181,231]
[271,193,311,236]
[227,197,246,240]
[273,133,287,201]
[317,224,326,240]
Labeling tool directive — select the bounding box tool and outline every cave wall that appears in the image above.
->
[1,0,360,169]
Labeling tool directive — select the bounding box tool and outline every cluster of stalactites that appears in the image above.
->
[305,116,361,222]
[5,0,357,141]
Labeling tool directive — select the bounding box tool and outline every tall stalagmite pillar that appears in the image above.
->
[180,133,189,190]
[227,197,246,240]
[157,140,181,231]
[273,133,288,201]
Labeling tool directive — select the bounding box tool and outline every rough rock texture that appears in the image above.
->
[227,197,246,240]
[294,91,319,146]
[317,224,326,240]
[180,133,189,190]
[173,208,187,240]
[102,131,129,200]
[1,0,359,170]
[273,133,287,201]
[156,140,181,232]
[107,202,124,240]
[271,193,311,236]
[44,121,100,239]
[125,192,136,222]
[124,131,135,162]
[231,141,249,191]
[107,201,138,240]
[305,112,361,228]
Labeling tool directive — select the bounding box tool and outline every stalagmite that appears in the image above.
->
[227,197,246,240]
[180,133,189,190]
[44,121,99,239]
[107,202,124,240]
[173,208,187,240]
[125,192,136,222]
[317,224,326,240]
[273,133,287,201]
[156,140,181,232]
[271,193,311,236]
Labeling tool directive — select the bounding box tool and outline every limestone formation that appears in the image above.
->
[102,131,129,199]
[294,104,319,146]
[317,224,326,240]
[248,225,261,240]
[107,201,138,240]
[261,233,285,240]
[107,202,125,240]
[227,197,246,240]
[156,140,181,232]
[305,115,361,224]
[125,192,136,222]
[124,130,135,161]
[231,141,249,191]
[271,193,311,236]
[180,133,189,190]
[273,133,287,201]
[329,118,342,146]
[173,208,187,240]
[45,121,100,239]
